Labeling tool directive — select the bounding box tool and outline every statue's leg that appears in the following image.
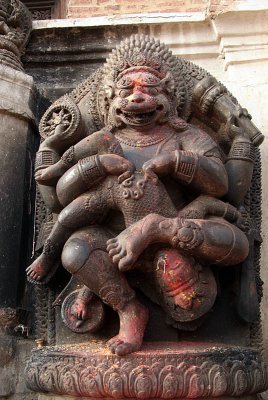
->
[62,227,149,356]
[160,217,249,266]
[107,214,249,270]
[26,190,106,283]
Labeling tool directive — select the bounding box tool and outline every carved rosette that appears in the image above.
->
[39,96,82,145]
[25,343,268,398]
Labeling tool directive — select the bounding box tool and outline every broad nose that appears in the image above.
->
[129,91,145,103]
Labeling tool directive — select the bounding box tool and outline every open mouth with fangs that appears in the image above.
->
[117,105,164,125]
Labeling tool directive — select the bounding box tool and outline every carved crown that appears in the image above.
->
[104,34,178,79]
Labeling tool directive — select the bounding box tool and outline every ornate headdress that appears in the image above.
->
[103,34,179,81]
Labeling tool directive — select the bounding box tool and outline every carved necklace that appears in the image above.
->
[115,131,174,147]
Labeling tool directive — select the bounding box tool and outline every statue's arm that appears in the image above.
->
[176,117,256,207]
[173,150,228,198]
[142,150,228,198]
[36,129,122,185]
[224,118,255,207]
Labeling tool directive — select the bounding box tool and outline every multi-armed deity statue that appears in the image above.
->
[25,34,268,398]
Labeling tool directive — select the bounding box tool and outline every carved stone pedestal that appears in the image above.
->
[25,342,268,399]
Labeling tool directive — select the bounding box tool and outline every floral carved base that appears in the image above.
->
[25,342,268,399]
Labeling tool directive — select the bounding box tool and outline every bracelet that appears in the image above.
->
[77,155,105,186]
[227,140,255,163]
[174,150,198,184]
[199,84,227,114]
[35,150,59,172]
[61,146,75,166]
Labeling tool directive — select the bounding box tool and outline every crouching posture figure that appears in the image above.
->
[27,35,254,356]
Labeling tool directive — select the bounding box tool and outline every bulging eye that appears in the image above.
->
[119,89,132,98]
[148,87,158,95]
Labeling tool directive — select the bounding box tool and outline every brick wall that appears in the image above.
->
[209,0,236,14]
[65,0,239,19]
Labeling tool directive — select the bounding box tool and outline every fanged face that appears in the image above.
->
[109,71,170,128]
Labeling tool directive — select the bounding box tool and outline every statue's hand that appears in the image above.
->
[99,154,135,183]
[226,115,245,140]
[142,153,176,181]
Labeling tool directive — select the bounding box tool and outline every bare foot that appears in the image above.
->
[107,299,149,356]
[26,254,55,284]
[107,213,169,271]
[107,220,152,271]
[35,163,65,186]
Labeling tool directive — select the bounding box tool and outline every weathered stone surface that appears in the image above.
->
[0,367,15,398]
[23,25,140,100]
[0,332,16,365]
[0,66,37,311]
[26,342,268,399]
[0,1,35,320]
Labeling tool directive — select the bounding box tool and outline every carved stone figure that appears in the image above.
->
[0,0,32,70]
[25,35,268,398]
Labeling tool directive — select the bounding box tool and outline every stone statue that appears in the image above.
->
[25,34,268,399]
[26,35,257,356]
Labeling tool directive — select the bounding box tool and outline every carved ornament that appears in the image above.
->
[25,343,268,399]
[0,0,32,70]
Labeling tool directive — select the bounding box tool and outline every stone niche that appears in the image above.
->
[1,2,268,400]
